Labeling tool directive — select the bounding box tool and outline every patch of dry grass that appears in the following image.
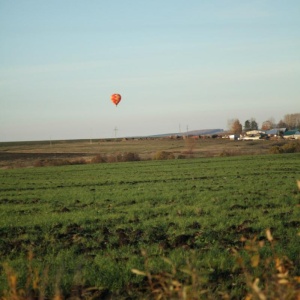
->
[0,138,295,169]
[2,230,299,300]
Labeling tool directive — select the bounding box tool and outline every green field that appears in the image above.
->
[0,153,299,299]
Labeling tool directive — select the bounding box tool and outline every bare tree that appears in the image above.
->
[228,119,242,134]
[261,117,276,130]
[277,119,287,128]
[261,120,273,130]
[185,137,196,155]
[283,113,300,129]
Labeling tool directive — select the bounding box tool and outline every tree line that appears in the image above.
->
[229,113,300,134]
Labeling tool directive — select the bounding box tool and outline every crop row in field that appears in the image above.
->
[0,153,299,299]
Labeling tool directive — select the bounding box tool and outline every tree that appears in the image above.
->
[277,119,287,128]
[261,117,276,131]
[229,119,242,134]
[250,118,258,130]
[244,120,251,131]
[244,118,258,131]
[261,119,275,131]
[283,113,300,130]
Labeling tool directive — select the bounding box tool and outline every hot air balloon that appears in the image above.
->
[111,94,122,106]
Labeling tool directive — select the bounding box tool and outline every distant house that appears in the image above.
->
[229,134,240,140]
[246,130,264,136]
[242,130,266,140]
[265,128,287,137]
[283,130,300,139]
[242,134,263,141]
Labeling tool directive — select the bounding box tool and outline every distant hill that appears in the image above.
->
[148,129,224,138]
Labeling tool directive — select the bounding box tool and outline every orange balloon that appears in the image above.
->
[111,94,122,106]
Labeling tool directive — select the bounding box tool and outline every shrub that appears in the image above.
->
[269,146,281,154]
[50,159,71,166]
[33,159,69,167]
[34,158,87,167]
[184,137,196,154]
[106,154,117,163]
[132,230,300,300]
[115,153,123,162]
[33,160,45,167]
[281,141,300,153]
[122,152,141,162]
[91,154,107,163]
[70,158,87,165]
[152,151,175,160]
[269,141,300,154]
[234,229,300,300]
[219,150,241,157]
[91,152,141,164]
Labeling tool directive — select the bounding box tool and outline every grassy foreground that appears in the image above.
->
[0,153,299,299]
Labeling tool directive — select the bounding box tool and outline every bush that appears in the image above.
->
[122,152,141,162]
[219,150,241,157]
[153,151,175,160]
[281,141,300,153]
[269,146,281,154]
[34,158,87,167]
[34,159,70,167]
[269,141,300,154]
[91,152,141,164]
[106,154,117,163]
[184,137,196,154]
[132,230,300,300]
[50,159,71,166]
[70,158,87,165]
[33,160,45,167]
[91,154,106,163]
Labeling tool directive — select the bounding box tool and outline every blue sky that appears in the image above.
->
[1,0,299,141]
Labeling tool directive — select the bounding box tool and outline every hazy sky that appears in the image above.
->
[1,1,299,141]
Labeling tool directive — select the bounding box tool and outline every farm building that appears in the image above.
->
[229,134,240,140]
[265,128,287,136]
[245,130,264,135]
[242,130,266,140]
[283,130,300,139]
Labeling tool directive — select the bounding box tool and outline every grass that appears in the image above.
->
[0,152,299,299]
[1,138,298,169]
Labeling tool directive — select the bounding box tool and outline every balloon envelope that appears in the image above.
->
[111,94,122,106]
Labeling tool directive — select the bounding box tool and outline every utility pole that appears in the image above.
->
[114,127,118,138]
